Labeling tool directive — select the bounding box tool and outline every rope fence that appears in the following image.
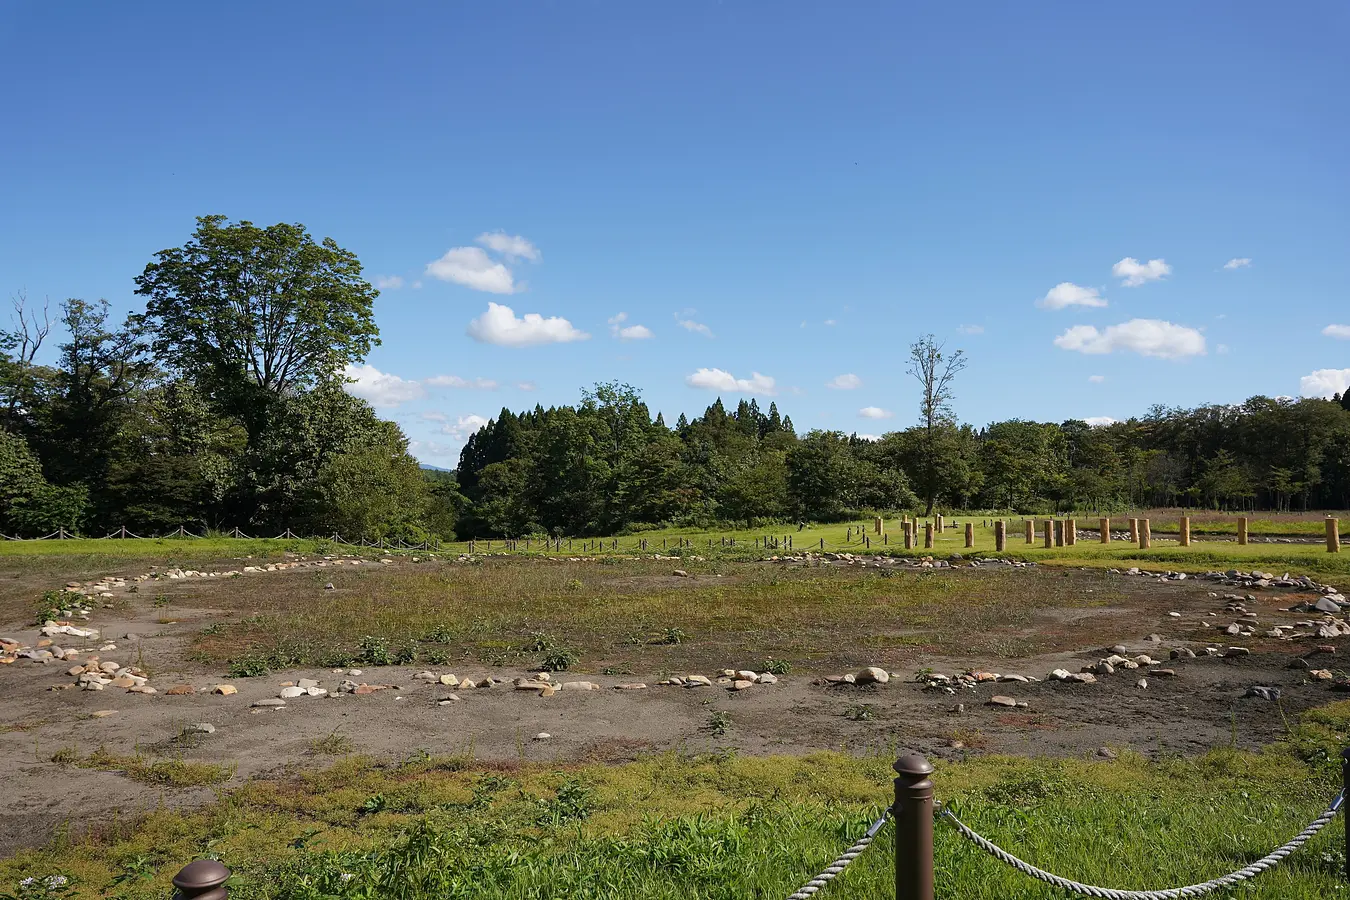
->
[165,751,1350,900]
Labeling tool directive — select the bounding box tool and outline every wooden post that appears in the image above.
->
[1129,517,1139,544]
[893,756,935,900]
[1042,520,1053,548]
[964,522,974,548]
[994,520,1006,552]
[1065,518,1076,546]
[923,522,933,549]
[1024,519,1034,544]
[1053,520,1064,547]
[1139,518,1151,549]
[904,522,914,549]
[1099,517,1110,544]
[1328,517,1341,554]
[1178,516,1191,547]
[1237,516,1248,546]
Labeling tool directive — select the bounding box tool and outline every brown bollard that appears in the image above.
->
[1053,520,1064,547]
[1139,518,1152,549]
[1099,517,1110,544]
[1065,518,1076,546]
[893,755,936,900]
[995,519,1006,552]
[173,860,230,900]
[924,522,934,549]
[1042,519,1053,548]
[964,522,974,548]
[904,522,914,549]
[1178,516,1190,547]
[1237,516,1248,546]
[1024,519,1034,544]
[1329,517,1341,553]
[1129,517,1139,544]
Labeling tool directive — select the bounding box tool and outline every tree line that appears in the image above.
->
[6,215,1349,541]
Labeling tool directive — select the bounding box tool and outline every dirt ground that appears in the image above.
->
[0,555,1342,855]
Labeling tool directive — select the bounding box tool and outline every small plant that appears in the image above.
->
[469,773,514,809]
[707,710,732,736]
[529,631,557,652]
[564,578,583,592]
[309,729,353,756]
[393,641,420,665]
[762,657,792,675]
[541,646,579,672]
[422,624,457,643]
[227,654,270,678]
[844,703,877,721]
[49,746,79,765]
[423,647,452,665]
[657,627,688,645]
[602,666,633,676]
[34,590,81,625]
[359,635,394,666]
[535,777,594,826]
[151,594,171,608]
[199,623,225,636]
[2,874,76,900]
[360,793,387,816]
[913,667,935,683]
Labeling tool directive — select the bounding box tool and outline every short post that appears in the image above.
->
[1099,517,1110,544]
[1178,515,1191,547]
[994,519,1006,552]
[1065,518,1076,546]
[173,860,230,900]
[820,538,824,549]
[924,522,933,549]
[1329,517,1341,554]
[1053,520,1064,547]
[1129,517,1139,544]
[904,522,913,549]
[1139,518,1151,549]
[1237,516,1248,546]
[1042,519,1053,548]
[964,522,974,548]
[1024,520,1034,544]
[893,755,935,900]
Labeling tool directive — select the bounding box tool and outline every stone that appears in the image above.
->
[614,683,647,690]
[1050,668,1072,681]
[279,686,305,699]
[562,681,600,691]
[1224,647,1250,658]
[307,687,327,697]
[736,670,759,683]
[1315,597,1342,613]
[673,570,688,577]
[988,695,1017,707]
[1310,669,1334,681]
[184,723,215,735]
[439,674,459,686]
[438,695,461,705]
[414,671,437,682]
[110,675,136,689]
[685,675,712,687]
[253,698,286,707]
[324,582,335,590]
[515,680,550,692]
[534,732,552,741]
[1246,686,1281,701]
[212,684,238,696]
[757,673,778,684]
[1152,668,1176,677]
[731,679,754,690]
[1136,678,1148,689]
[90,709,117,718]
[1097,747,1118,759]
[1110,644,1129,655]
[458,678,477,690]
[856,666,889,685]
[1069,672,1098,684]
[998,674,1029,683]
[297,678,320,689]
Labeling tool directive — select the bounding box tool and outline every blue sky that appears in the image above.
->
[2,2,1347,463]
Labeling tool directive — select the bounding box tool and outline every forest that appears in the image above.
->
[4,215,1350,541]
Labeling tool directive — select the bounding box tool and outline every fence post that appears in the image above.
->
[1100,517,1110,544]
[995,519,1006,551]
[923,522,933,549]
[964,522,974,548]
[1024,520,1034,544]
[172,860,230,900]
[1053,520,1064,547]
[1065,517,1076,546]
[893,755,935,900]
[1129,517,1139,544]
[1237,516,1248,546]
[1329,517,1341,554]
[1139,518,1152,549]
[1042,519,1053,548]
[1179,515,1191,547]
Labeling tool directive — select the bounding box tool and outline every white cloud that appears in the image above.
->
[466,302,589,347]
[373,275,404,291]
[854,433,881,441]
[1216,343,1230,354]
[421,411,449,422]
[1300,368,1350,399]
[677,318,715,338]
[1084,416,1117,427]
[1323,325,1350,340]
[425,375,499,390]
[858,406,894,419]
[342,363,425,408]
[1113,257,1171,287]
[608,312,653,340]
[516,381,537,391]
[823,319,837,326]
[1053,319,1206,359]
[1223,258,1252,270]
[1038,282,1107,310]
[685,368,776,395]
[412,280,423,289]
[442,414,491,441]
[957,324,984,334]
[1088,375,1106,383]
[426,247,517,293]
[408,440,460,458]
[475,231,539,262]
[826,373,862,390]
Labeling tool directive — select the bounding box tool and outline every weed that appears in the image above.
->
[707,710,732,736]
[564,578,583,592]
[844,703,877,721]
[360,793,387,816]
[199,623,225,636]
[762,657,792,675]
[422,624,457,643]
[359,635,394,666]
[541,647,579,672]
[34,590,82,625]
[657,626,688,645]
[151,594,171,608]
[535,778,593,826]
[227,654,270,678]
[309,730,353,756]
[529,631,557,652]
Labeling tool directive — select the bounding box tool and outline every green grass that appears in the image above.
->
[52,746,235,787]
[7,703,1350,900]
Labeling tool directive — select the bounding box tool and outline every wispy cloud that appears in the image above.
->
[1322,324,1350,340]
[858,406,894,419]
[424,375,499,390]
[467,302,589,347]
[685,368,775,395]
[475,231,540,262]
[826,373,862,390]
[1113,257,1171,287]
[1038,282,1107,310]
[1223,257,1252,270]
[1054,319,1205,359]
[374,275,404,291]
[343,364,425,408]
[957,324,984,335]
[608,312,654,340]
[677,317,714,338]
[1088,374,1106,383]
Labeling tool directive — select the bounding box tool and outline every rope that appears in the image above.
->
[786,812,889,900]
[939,790,1344,899]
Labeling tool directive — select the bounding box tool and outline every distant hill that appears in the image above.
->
[419,463,453,473]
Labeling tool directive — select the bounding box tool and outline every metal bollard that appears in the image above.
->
[893,755,935,900]
[173,860,230,900]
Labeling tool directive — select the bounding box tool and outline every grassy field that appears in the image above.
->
[3,703,1348,900]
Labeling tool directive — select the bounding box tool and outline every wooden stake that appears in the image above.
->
[1099,517,1110,544]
